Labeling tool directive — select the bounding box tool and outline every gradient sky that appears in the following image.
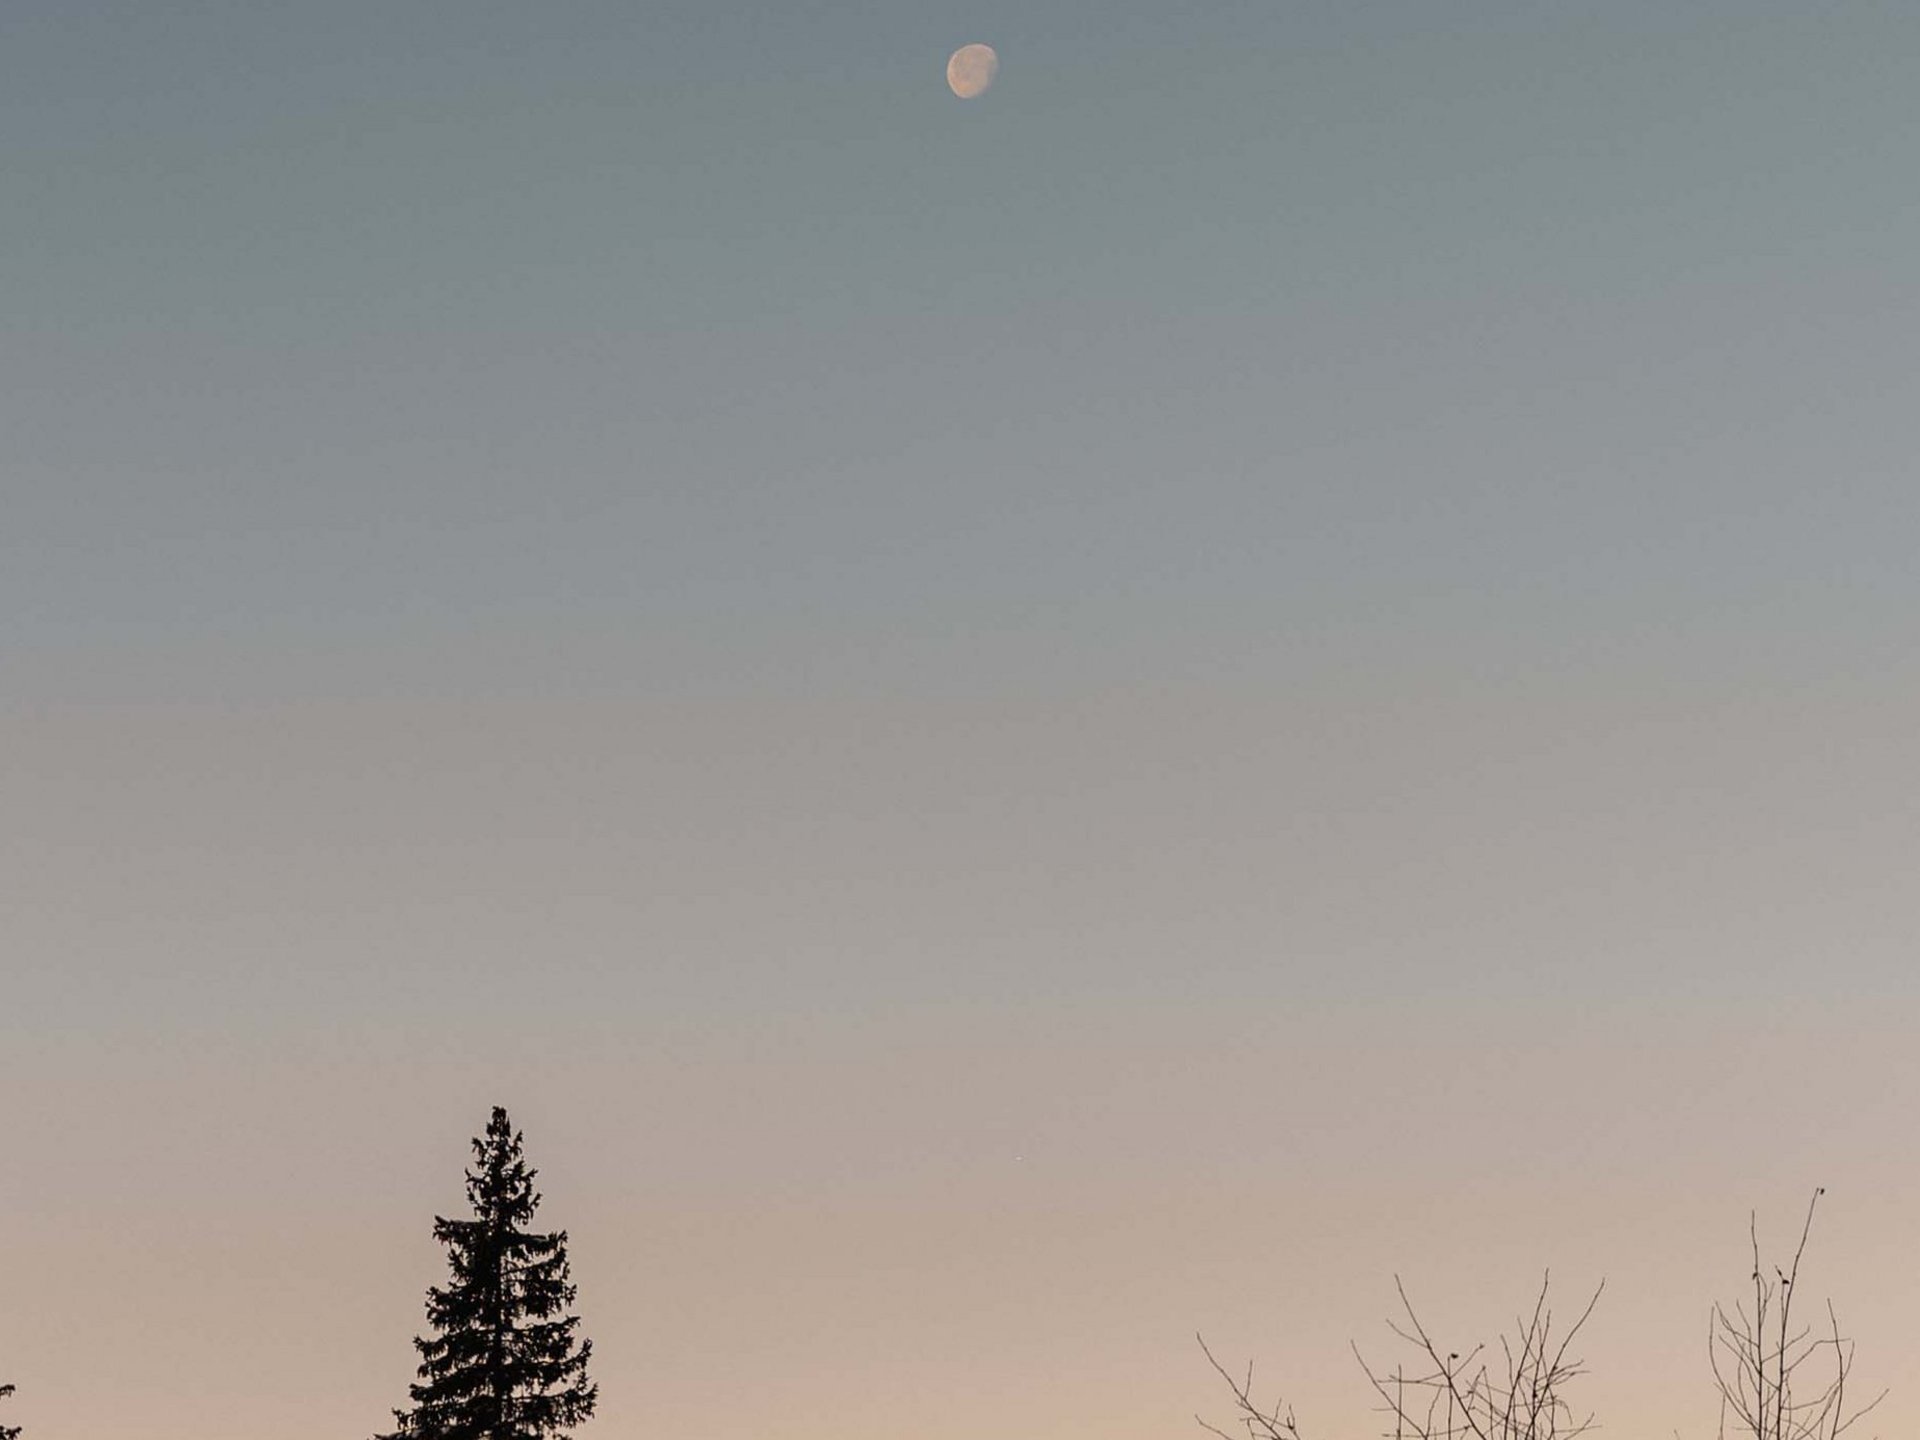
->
[4,2,1920,1438]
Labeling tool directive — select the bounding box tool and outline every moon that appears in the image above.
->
[946,44,999,99]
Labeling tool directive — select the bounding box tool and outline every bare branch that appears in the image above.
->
[1708,1190,1880,1440]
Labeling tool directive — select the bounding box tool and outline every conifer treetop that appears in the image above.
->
[376,1105,596,1440]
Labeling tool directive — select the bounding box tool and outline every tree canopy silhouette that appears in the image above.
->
[1197,1192,1881,1440]
[1709,1190,1883,1440]
[0,1378,20,1440]
[1199,1273,1601,1440]
[376,1106,597,1440]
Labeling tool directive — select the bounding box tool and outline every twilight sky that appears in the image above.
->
[4,3,1920,1438]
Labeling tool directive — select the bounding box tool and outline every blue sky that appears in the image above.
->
[7,0,1919,686]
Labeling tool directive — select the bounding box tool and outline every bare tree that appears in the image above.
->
[1196,1331,1308,1440]
[1709,1190,1883,1440]
[1199,1274,1603,1440]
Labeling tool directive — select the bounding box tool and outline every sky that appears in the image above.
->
[3,1,1920,1437]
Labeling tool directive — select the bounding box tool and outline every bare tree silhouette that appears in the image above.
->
[1199,1274,1603,1440]
[1709,1190,1883,1440]
[1199,1194,1889,1440]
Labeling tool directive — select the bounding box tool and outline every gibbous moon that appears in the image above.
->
[946,44,999,99]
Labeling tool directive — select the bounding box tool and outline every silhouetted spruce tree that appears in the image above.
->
[0,1379,20,1440]
[376,1107,596,1440]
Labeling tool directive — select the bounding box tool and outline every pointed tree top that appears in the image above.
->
[376,1104,596,1440]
